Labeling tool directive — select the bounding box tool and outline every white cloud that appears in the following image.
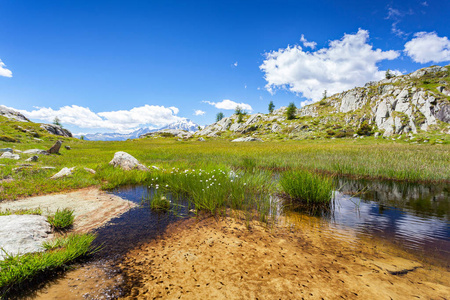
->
[203,99,252,111]
[18,104,183,133]
[260,29,400,102]
[421,1,428,7]
[0,59,12,78]
[385,6,411,38]
[300,34,317,49]
[233,61,238,67]
[194,110,205,116]
[404,32,450,63]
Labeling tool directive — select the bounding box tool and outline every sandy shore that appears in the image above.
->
[119,215,450,299]
[0,187,137,233]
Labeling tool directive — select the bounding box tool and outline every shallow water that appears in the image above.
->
[287,177,450,266]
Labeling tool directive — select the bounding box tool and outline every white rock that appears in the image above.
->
[0,215,52,260]
[23,149,49,155]
[109,151,148,171]
[0,152,20,160]
[231,137,263,142]
[51,167,75,179]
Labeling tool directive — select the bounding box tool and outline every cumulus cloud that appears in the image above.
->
[0,59,12,77]
[300,34,317,49]
[194,110,206,116]
[18,104,183,133]
[233,61,238,67]
[404,32,450,63]
[260,29,399,102]
[203,99,252,111]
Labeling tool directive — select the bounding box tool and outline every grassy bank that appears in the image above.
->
[1,137,449,200]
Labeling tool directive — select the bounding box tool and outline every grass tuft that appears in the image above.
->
[280,170,334,204]
[0,208,42,216]
[47,208,75,230]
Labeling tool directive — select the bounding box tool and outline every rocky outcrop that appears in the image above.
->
[0,215,52,260]
[231,137,263,142]
[0,105,30,122]
[140,129,192,139]
[40,124,73,137]
[109,151,148,171]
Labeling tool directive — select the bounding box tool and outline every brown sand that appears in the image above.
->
[120,215,450,300]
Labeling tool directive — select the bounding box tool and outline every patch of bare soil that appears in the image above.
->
[119,216,450,299]
[0,187,137,233]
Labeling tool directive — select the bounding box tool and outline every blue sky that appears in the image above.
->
[0,0,449,134]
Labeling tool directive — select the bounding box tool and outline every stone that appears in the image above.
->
[0,215,52,260]
[0,152,20,160]
[65,145,71,150]
[109,151,148,171]
[23,149,49,155]
[83,167,96,174]
[197,137,205,141]
[0,148,13,153]
[25,155,39,162]
[51,167,75,179]
[231,137,263,142]
[48,140,63,154]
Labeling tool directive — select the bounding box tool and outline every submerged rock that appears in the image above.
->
[109,151,148,171]
[0,215,52,260]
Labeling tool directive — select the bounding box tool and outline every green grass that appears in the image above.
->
[0,233,98,297]
[280,170,334,204]
[47,208,75,230]
[0,208,42,216]
[146,192,171,212]
[1,136,449,201]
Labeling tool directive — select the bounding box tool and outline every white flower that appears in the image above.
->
[243,183,247,185]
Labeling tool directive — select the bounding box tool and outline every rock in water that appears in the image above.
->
[0,152,20,160]
[51,167,75,179]
[48,140,62,154]
[109,151,148,171]
[0,215,52,260]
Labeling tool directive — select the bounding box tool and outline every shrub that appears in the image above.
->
[280,170,334,204]
[0,135,18,143]
[47,208,75,230]
[357,121,373,136]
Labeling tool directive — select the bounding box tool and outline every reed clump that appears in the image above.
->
[280,170,334,204]
[47,208,75,230]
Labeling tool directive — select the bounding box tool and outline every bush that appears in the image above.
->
[0,135,18,143]
[47,208,75,230]
[280,170,334,204]
[357,121,373,136]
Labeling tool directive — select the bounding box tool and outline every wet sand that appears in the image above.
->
[120,215,450,299]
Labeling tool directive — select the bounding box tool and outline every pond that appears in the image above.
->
[286,177,449,266]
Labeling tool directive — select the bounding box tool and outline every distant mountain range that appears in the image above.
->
[75,119,199,141]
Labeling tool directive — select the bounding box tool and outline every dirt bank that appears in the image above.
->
[119,215,449,299]
[0,187,137,233]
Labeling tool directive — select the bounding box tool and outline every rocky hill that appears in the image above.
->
[0,105,72,143]
[195,65,450,140]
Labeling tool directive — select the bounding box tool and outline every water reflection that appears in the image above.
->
[287,178,450,266]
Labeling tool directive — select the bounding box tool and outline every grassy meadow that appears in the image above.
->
[1,136,449,201]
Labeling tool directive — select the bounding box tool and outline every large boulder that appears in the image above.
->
[109,151,148,171]
[0,215,52,260]
[23,149,49,155]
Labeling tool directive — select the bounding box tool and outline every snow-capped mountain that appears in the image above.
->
[75,119,199,141]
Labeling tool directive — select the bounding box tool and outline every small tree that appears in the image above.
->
[53,117,62,127]
[268,101,275,114]
[385,69,395,79]
[235,106,247,123]
[286,102,297,120]
[322,90,327,100]
[216,112,224,122]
